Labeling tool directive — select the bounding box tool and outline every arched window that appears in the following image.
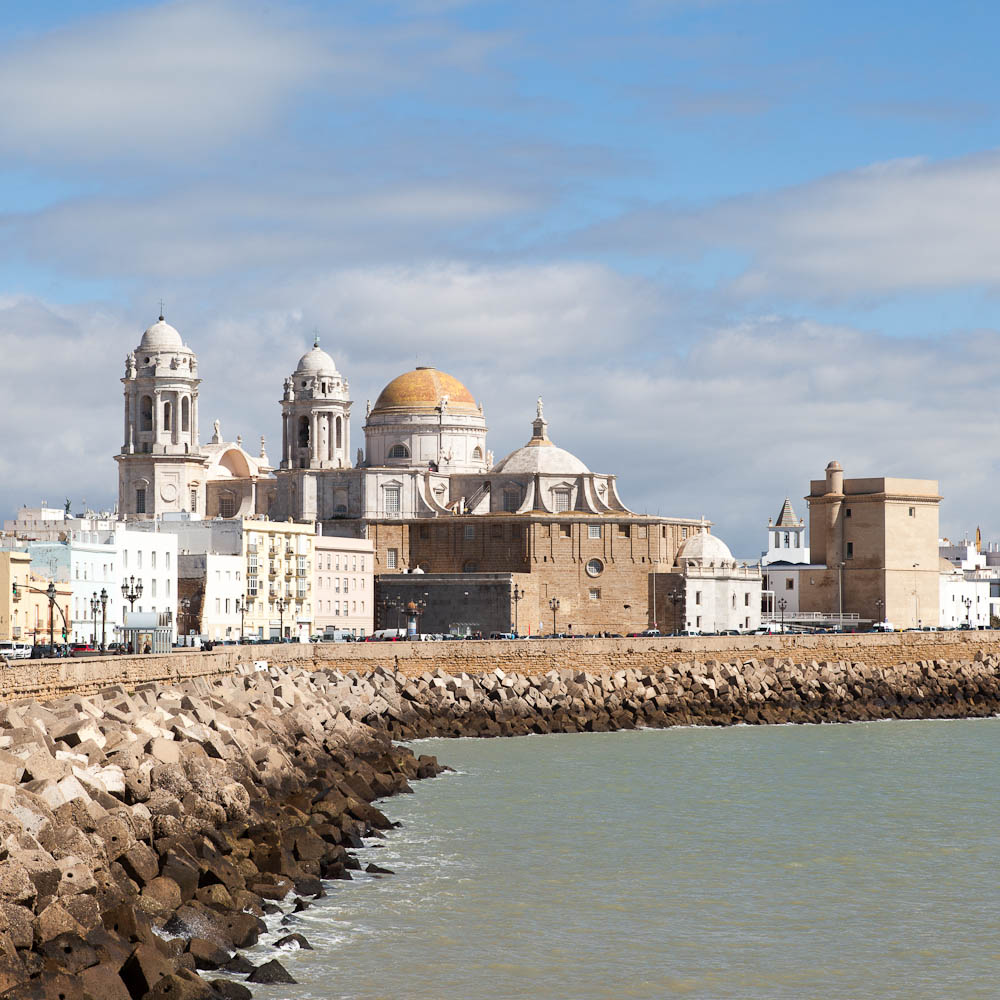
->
[163,401,172,431]
[140,396,153,432]
[472,446,483,460]
[388,443,410,459]
[784,532,790,546]
[335,416,343,449]
[181,397,190,433]
[297,416,310,448]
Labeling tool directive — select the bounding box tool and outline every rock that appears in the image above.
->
[142,969,216,999]
[186,937,230,970]
[209,981,253,1000]
[119,941,175,998]
[0,861,37,908]
[274,932,313,950]
[247,958,297,984]
[38,932,99,974]
[79,962,134,1000]
[220,953,255,974]
[365,862,395,875]
[33,900,86,945]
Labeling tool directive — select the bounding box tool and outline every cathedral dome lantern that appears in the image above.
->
[295,340,340,377]
[492,399,589,476]
[365,366,488,473]
[139,316,185,353]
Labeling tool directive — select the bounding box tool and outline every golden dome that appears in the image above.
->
[371,367,480,415]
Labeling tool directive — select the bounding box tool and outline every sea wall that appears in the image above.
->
[0,647,999,996]
[8,630,1000,701]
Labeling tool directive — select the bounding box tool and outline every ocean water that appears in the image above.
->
[239,720,1000,999]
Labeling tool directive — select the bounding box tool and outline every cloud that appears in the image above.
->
[583,150,1000,302]
[4,274,1000,559]
[0,0,506,166]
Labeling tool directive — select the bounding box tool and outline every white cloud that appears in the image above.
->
[586,150,1000,301]
[4,275,1000,558]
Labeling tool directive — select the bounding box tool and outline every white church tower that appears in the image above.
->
[761,497,810,565]
[116,315,209,519]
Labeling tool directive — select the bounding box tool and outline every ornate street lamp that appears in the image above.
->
[276,596,287,640]
[90,591,101,647]
[121,575,143,612]
[512,586,525,636]
[874,598,884,629]
[99,588,108,652]
[777,597,787,634]
[963,595,972,627]
[667,590,683,634]
[548,596,560,636]
[235,597,247,642]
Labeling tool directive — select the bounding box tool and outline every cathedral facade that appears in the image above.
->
[116,317,757,633]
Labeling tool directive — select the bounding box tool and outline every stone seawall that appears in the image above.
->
[0,647,999,996]
[9,630,1000,702]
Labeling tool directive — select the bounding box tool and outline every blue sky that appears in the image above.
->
[2,0,1000,554]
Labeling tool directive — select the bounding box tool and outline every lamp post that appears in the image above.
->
[548,596,560,635]
[963,595,972,628]
[874,598,884,630]
[912,562,920,628]
[667,590,683,634]
[235,597,246,642]
[121,575,143,612]
[512,586,525,636]
[90,591,101,647]
[46,581,56,647]
[276,596,287,640]
[837,561,845,630]
[99,588,108,652]
[777,597,787,635]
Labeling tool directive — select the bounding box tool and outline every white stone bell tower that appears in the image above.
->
[115,315,208,519]
[280,337,352,472]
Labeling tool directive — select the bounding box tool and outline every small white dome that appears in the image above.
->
[676,531,734,566]
[493,442,589,476]
[295,338,339,376]
[139,317,183,351]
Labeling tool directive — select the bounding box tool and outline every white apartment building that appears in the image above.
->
[939,538,993,627]
[313,533,374,638]
[6,507,177,642]
[177,552,245,640]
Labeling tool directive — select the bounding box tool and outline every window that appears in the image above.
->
[681,527,688,540]
[560,524,571,537]
[695,590,702,605]
[845,508,852,518]
[509,524,519,540]
[553,490,571,512]
[181,397,190,433]
[219,495,236,518]
[166,553,171,569]
[846,542,854,558]
[388,444,410,459]
[225,598,230,613]
[784,532,790,546]
[473,446,483,460]
[384,486,401,515]
[386,549,398,569]
[297,416,310,448]
[589,588,601,600]
[463,561,478,572]
[190,488,197,513]
[785,578,794,591]
[588,525,601,539]
[619,525,630,538]
[151,552,157,569]
[503,490,520,512]
[744,593,750,606]
[215,599,221,613]
[464,525,475,540]
[151,580,156,597]
[586,558,603,577]
[492,524,502,539]
[696,616,702,628]
[908,507,915,517]
[140,396,153,432]
[163,401,172,431]
[638,526,647,539]
[135,488,146,514]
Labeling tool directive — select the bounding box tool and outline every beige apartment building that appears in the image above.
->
[0,550,73,643]
[801,461,941,628]
[313,535,374,637]
[243,520,315,640]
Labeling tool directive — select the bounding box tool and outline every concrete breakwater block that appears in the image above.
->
[0,652,996,995]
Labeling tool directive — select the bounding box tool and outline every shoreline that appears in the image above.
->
[0,650,998,996]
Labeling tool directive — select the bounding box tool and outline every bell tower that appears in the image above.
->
[116,315,208,519]
[280,336,352,472]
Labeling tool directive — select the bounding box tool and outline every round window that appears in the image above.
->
[586,558,603,577]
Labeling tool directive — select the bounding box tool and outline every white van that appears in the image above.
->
[370,628,407,642]
[0,641,31,660]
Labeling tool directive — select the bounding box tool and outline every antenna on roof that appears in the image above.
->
[158,299,165,321]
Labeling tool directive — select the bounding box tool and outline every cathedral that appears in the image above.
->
[116,315,759,633]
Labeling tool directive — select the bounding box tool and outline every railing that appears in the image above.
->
[762,611,861,623]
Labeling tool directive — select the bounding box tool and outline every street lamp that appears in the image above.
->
[121,575,143,612]
[912,562,920,628]
[837,561,845,629]
[548,596,560,635]
[667,590,683,634]
[99,588,108,652]
[963,595,972,628]
[874,598,884,629]
[235,597,247,641]
[276,596,287,640]
[777,597,787,634]
[90,591,101,647]
[46,581,56,647]
[512,586,525,636]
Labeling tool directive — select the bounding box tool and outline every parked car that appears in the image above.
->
[0,641,32,660]
[30,644,68,659]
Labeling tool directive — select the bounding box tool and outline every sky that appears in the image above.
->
[2,0,1000,557]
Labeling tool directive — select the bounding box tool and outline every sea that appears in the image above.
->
[236,719,1000,1000]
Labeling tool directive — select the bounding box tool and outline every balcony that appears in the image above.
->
[247,543,258,554]
[297,568,308,577]
[284,567,293,578]
[285,547,294,558]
